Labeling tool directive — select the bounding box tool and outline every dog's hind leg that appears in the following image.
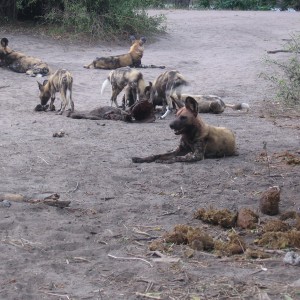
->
[58,88,68,115]
[67,88,74,112]
[110,87,122,108]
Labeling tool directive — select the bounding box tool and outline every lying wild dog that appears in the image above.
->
[84,36,146,70]
[101,67,146,108]
[67,106,132,122]
[37,69,74,115]
[66,100,155,123]
[132,97,236,164]
[149,70,188,119]
[0,37,49,76]
[173,94,250,114]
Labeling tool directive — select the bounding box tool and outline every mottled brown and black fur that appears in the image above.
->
[101,67,146,108]
[37,69,74,115]
[0,37,49,76]
[132,97,237,163]
[84,36,146,70]
[174,94,250,114]
[149,70,188,119]
[67,106,132,122]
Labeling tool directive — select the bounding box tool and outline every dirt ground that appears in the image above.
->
[1,9,300,300]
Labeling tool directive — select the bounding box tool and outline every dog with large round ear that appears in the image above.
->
[185,96,199,117]
[129,35,147,46]
[1,38,8,48]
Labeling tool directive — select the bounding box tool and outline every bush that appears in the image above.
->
[262,36,300,108]
[5,0,166,40]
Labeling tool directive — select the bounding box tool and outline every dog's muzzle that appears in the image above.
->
[170,121,184,135]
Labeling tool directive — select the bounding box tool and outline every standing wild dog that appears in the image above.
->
[173,94,250,114]
[101,67,146,108]
[37,69,74,115]
[0,38,49,76]
[84,36,146,70]
[132,97,236,163]
[149,70,188,119]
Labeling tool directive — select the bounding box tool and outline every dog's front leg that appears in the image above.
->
[174,152,204,162]
[132,149,180,163]
[173,143,205,162]
[49,97,56,111]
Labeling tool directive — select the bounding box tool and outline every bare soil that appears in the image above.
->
[1,10,300,300]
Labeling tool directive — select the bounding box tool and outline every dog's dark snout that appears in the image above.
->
[169,120,176,129]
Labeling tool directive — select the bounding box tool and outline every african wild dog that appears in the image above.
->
[149,70,188,119]
[101,67,146,108]
[66,100,155,123]
[121,82,152,109]
[0,38,49,76]
[132,97,236,163]
[84,36,146,70]
[67,106,132,122]
[37,69,74,115]
[173,94,250,114]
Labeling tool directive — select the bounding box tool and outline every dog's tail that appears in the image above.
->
[101,78,110,95]
[170,95,184,109]
[137,75,146,98]
[225,103,250,112]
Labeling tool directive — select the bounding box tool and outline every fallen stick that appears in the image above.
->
[108,254,153,267]
[267,49,300,54]
[0,193,70,208]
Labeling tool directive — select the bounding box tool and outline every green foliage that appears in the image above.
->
[262,36,300,108]
[9,0,166,40]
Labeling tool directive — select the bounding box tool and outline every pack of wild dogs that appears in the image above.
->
[0,36,250,163]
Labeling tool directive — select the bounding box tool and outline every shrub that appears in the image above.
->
[262,36,300,108]
[4,0,166,40]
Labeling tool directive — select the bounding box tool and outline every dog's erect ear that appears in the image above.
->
[1,38,8,48]
[185,97,198,116]
[37,81,44,91]
[129,35,136,43]
[42,79,48,86]
[140,37,146,45]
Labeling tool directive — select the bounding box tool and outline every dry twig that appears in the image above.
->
[108,254,153,267]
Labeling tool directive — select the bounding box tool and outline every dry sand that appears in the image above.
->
[0,9,300,299]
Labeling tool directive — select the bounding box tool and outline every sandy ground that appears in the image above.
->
[1,9,300,300]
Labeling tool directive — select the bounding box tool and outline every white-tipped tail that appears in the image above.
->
[101,78,110,95]
[240,103,250,112]
[226,102,250,112]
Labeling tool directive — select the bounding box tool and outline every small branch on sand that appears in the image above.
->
[0,85,10,89]
[37,156,49,165]
[67,181,79,193]
[135,292,161,299]
[108,254,153,267]
[267,49,299,54]
[41,291,71,299]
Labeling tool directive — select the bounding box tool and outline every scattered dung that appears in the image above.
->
[274,151,300,165]
[256,230,300,249]
[245,248,271,259]
[163,224,214,251]
[262,219,290,232]
[237,208,258,229]
[259,186,280,216]
[194,208,237,228]
[214,232,246,256]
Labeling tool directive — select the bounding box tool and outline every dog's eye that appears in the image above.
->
[179,116,187,121]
